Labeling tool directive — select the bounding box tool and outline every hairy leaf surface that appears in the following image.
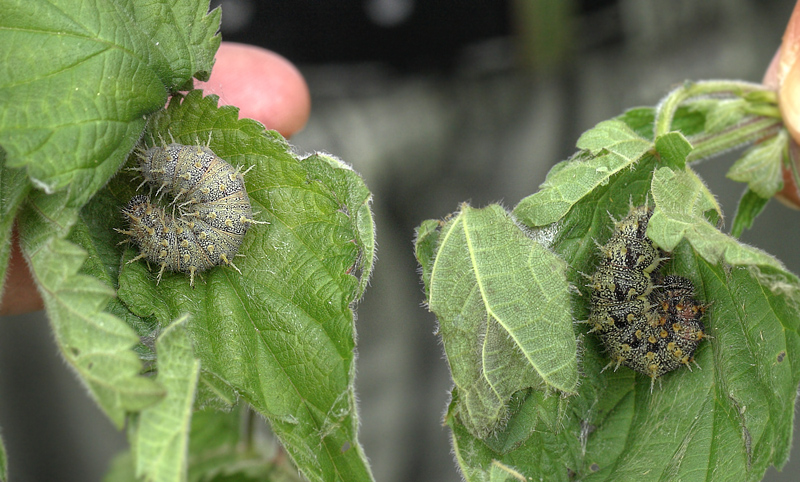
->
[419,93,800,480]
[422,204,578,437]
[111,92,375,482]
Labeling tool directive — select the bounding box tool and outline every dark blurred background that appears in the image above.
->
[2,1,800,480]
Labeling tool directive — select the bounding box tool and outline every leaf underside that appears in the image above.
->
[424,204,578,437]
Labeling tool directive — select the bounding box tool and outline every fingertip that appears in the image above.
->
[195,42,311,138]
[769,3,800,208]
[0,230,43,316]
[775,1,800,142]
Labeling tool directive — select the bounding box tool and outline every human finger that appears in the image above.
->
[764,1,800,208]
[195,42,311,138]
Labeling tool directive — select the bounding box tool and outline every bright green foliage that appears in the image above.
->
[418,204,577,437]
[731,189,771,239]
[106,408,308,481]
[184,409,306,481]
[727,129,787,199]
[487,460,528,482]
[725,125,787,240]
[417,80,800,481]
[113,91,375,482]
[513,119,652,226]
[0,434,5,482]
[649,167,783,269]
[0,1,375,481]
[18,191,167,427]
[134,316,200,482]
[654,131,692,168]
[126,0,221,87]
[0,0,218,206]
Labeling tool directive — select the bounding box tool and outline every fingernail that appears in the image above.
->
[780,58,800,141]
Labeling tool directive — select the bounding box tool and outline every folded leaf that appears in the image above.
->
[424,204,578,437]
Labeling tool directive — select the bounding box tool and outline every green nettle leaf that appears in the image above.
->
[419,81,800,480]
[108,91,374,482]
[727,129,788,199]
[414,218,442,293]
[577,253,800,481]
[134,316,200,482]
[107,408,306,482]
[2,0,374,480]
[575,119,653,158]
[14,184,166,428]
[127,0,221,86]
[649,167,784,269]
[487,460,528,482]
[615,107,659,138]
[104,452,138,482]
[479,388,567,455]
[424,204,578,437]
[616,105,708,141]
[194,370,238,412]
[514,119,652,226]
[731,188,771,238]
[700,97,749,133]
[0,0,219,207]
[654,131,692,169]
[0,433,6,482]
[186,408,306,481]
[300,152,376,300]
[447,387,579,482]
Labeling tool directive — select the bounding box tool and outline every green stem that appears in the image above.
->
[686,117,783,164]
[655,80,774,138]
[241,404,256,453]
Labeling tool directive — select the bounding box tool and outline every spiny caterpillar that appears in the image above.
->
[588,206,707,385]
[117,139,263,286]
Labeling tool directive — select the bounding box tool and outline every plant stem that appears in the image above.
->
[655,80,775,138]
[686,117,783,164]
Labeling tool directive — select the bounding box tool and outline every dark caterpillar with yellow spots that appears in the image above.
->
[588,206,706,382]
[118,141,262,286]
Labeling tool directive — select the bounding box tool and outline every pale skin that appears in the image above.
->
[1,42,311,316]
[765,1,800,208]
